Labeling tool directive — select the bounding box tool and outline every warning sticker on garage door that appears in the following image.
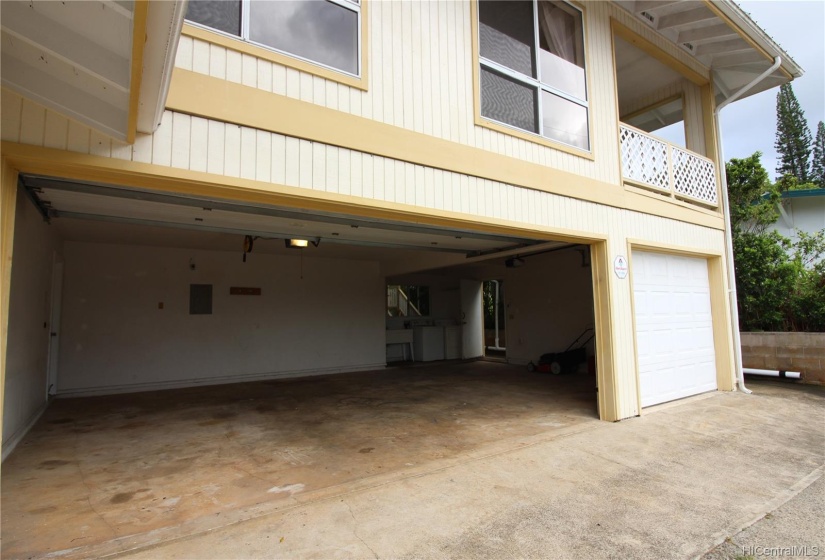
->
[614,255,628,279]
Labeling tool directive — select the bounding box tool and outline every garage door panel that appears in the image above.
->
[633,251,717,408]
[639,349,715,370]
[639,363,716,407]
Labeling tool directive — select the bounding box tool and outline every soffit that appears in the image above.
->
[615,35,684,121]
[613,1,803,104]
[0,0,184,142]
[1,0,134,139]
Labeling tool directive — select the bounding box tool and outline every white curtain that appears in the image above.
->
[539,1,576,64]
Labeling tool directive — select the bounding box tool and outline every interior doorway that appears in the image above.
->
[483,279,506,360]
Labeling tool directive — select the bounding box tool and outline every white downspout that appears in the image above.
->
[714,56,782,394]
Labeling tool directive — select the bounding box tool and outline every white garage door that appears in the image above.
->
[633,251,717,407]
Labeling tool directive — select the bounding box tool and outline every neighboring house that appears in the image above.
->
[0,0,803,457]
[769,189,825,261]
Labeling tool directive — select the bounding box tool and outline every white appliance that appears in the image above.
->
[443,325,462,359]
[413,326,445,362]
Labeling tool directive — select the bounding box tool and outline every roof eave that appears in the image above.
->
[712,0,804,80]
[781,189,825,199]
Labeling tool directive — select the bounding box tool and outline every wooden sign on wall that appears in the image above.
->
[230,287,262,296]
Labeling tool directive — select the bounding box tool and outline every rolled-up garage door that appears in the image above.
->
[632,251,717,407]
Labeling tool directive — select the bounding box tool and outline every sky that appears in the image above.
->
[719,1,825,180]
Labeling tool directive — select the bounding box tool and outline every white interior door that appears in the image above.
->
[460,279,483,359]
[632,251,717,407]
[46,257,63,396]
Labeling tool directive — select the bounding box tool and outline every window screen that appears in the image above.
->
[478,0,536,78]
[186,0,242,36]
[481,67,538,134]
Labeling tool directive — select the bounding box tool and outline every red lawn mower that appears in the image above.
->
[527,327,595,375]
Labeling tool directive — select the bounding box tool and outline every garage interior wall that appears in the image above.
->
[501,249,595,365]
[387,249,595,365]
[57,241,385,396]
[3,191,62,458]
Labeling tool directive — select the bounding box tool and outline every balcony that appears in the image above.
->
[619,124,718,208]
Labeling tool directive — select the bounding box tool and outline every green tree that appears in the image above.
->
[811,121,825,188]
[774,174,818,193]
[774,83,812,182]
[725,152,779,233]
[727,152,825,332]
[733,231,796,331]
[785,231,825,332]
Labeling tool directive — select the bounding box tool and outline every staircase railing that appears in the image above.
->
[387,286,421,317]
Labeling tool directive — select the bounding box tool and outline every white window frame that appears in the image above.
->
[186,0,362,78]
[478,0,590,151]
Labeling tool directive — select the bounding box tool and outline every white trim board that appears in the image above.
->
[55,362,389,398]
[2,399,51,462]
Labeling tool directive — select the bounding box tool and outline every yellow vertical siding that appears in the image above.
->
[0,158,19,442]
[175,0,643,187]
[2,91,722,253]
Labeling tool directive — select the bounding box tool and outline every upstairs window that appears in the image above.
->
[186,0,361,77]
[478,0,589,151]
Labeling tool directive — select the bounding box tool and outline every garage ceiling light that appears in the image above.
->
[285,238,321,249]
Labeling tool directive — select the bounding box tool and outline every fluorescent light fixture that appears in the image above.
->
[286,238,309,248]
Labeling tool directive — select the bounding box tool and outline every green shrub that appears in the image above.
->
[728,153,825,333]
[733,230,825,332]
[734,231,797,331]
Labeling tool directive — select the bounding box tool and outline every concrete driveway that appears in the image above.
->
[3,371,823,559]
[125,380,824,560]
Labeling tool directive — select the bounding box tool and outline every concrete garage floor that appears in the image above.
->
[2,361,599,558]
[2,368,823,560]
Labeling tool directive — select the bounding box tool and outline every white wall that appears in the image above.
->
[3,190,62,458]
[58,242,385,395]
[768,197,825,248]
[386,250,594,366]
[429,249,595,365]
[499,250,595,366]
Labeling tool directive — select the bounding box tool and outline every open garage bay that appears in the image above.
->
[1,361,598,558]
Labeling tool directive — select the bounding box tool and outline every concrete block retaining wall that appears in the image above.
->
[740,332,825,385]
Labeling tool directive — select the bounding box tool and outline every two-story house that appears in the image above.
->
[0,0,801,459]
[769,188,825,263]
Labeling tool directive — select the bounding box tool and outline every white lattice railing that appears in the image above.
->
[619,123,718,207]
